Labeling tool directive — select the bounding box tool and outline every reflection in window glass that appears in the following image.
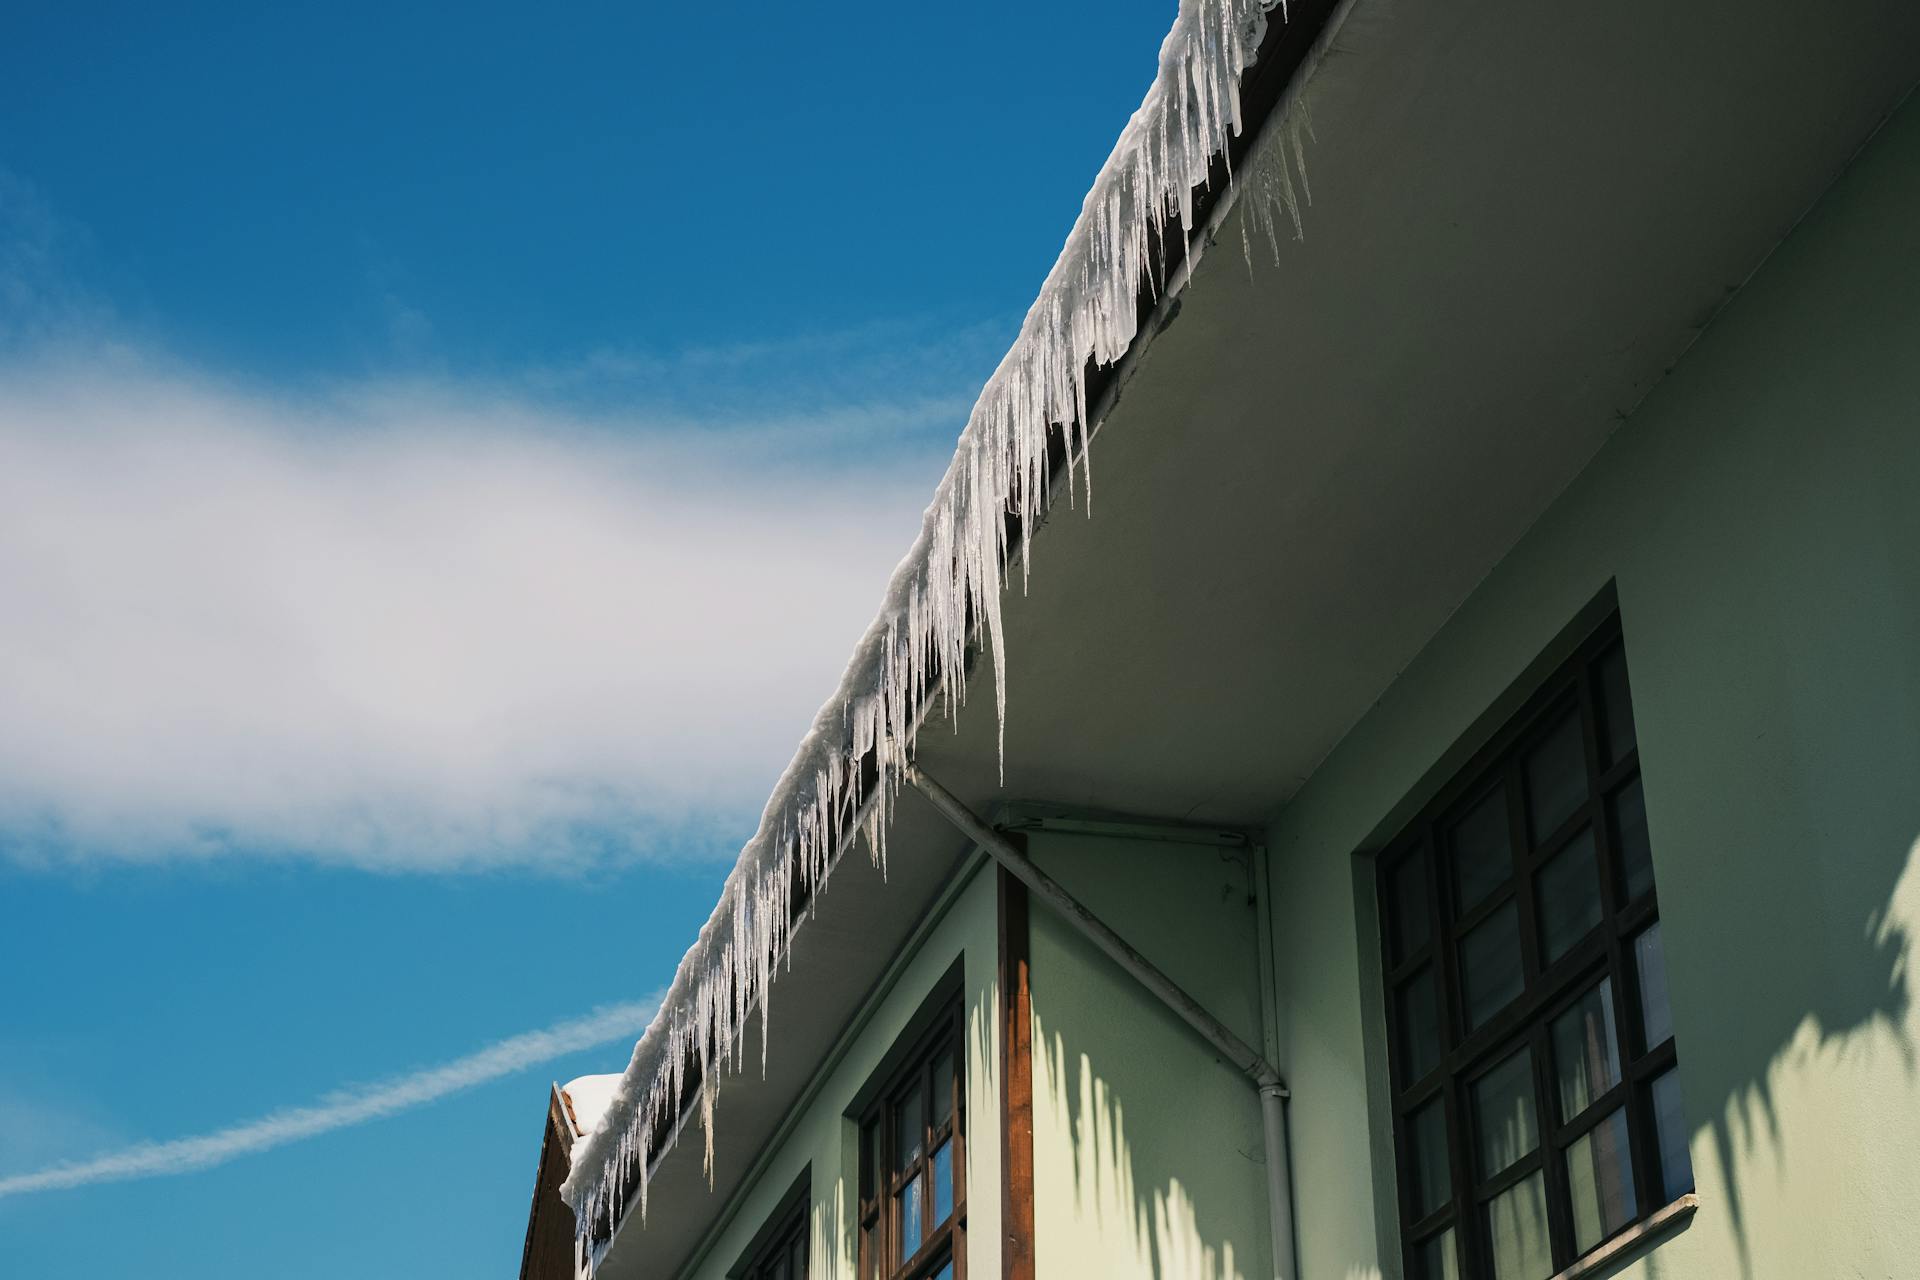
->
[896,1085,924,1171]
[1399,968,1442,1083]
[1636,923,1674,1049]
[1610,777,1655,902]
[933,1055,955,1123]
[1393,853,1434,961]
[1461,903,1525,1030]
[1452,790,1513,912]
[931,1140,953,1226]
[1650,1069,1695,1201]
[1486,1170,1553,1280]
[1408,1098,1451,1218]
[897,1174,922,1262]
[1525,712,1589,844]
[1567,1108,1638,1253]
[1552,978,1622,1121]
[1471,1048,1539,1177]
[1536,828,1602,962]
[1414,1227,1460,1280]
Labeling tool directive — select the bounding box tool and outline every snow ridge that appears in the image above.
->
[560,0,1308,1260]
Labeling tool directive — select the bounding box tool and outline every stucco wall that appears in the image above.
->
[1265,95,1920,1279]
[1026,830,1270,1280]
[678,859,1002,1280]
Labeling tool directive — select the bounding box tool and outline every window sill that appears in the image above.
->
[1548,1194,1699,1280]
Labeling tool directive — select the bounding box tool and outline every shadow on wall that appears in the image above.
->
[1031,1018,1259,1280]
[1679,828,1918,1279]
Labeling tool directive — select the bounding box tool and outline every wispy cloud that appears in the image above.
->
[0,996,658,1198]
[0,350,951,871]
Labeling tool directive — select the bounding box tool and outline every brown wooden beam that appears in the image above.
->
[997,863,1035,1280]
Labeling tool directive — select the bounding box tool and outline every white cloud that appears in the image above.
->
[0,996,660,1197]
[0,352,946,870]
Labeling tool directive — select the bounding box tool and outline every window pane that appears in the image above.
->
[897,1173,922,1261]
[933,1053,956,1124]
[1610,777,1655,903]
[792,1236,807,1279]
[1460,902,1524,1030]
[1408,1097,1451,1218]
[1413,1227,1460,1280]
[1596,643,1636,766]
[1451,790,1512,913]
[1485,1170,1553,1280]
[931,1261,954,1280]
[1391,853,1434,962]
[1398,968,1442,1083]
[1536,827,1602,962]
[1525,710,1590,844]
[1551,977,1622,1122]
[1650,1069,1695,1201]
[1471,1047,1539,1176]
[1567,1107,1638,1253]
[772,1255,788,1280]
[1635,922,1674,1050]
[931,1138,954,1226]
[895,1084,925,1171]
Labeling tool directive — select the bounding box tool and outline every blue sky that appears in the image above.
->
[0,1,1178,1274]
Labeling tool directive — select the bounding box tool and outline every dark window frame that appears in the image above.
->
[735,1195,809,1280]
[1378,614,1691,1279]
[857,1002,966,1280]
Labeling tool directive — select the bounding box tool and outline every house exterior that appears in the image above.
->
[520,1,1920,1277]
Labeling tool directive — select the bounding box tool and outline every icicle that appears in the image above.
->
[559,1,1330,1260]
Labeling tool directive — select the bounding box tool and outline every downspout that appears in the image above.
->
[903,763,1299,1280]
[1252,845,1298,1280]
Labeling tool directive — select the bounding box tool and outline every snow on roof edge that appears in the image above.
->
[560,0,1328,1258]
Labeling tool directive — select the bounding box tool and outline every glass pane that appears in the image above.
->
[1392,853,1434,962]
[1451,789,1512,912]
[1398,968,1442,1083]
[1525,710,1590,844]
[931,1261,954,1280]
[1596,643,1636,766]
[1536,827,1602,962]
[1413,1227,1460,1280]
[1567,1107,1638,1253]
[1611,777,1655,902]
[772,1255,788,1280]
[1471,1047,1539,1176]
[1552,977,1622,1121]
[1408,1098,1451,1217]
[895,1083,924,1170]
[1485,1170,1553,1280]
[1460,902,1524,1030]
[897,1173,922,1261]
[792,1235,807,1279]
[1650,1069,1695,1201]
[931,1138,954,1225]
[933,1052,956,1123]
[1635,922,1674,1050]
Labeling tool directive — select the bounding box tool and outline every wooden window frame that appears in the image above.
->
[858,1003,966,1280]
[1378,614,1690,1278]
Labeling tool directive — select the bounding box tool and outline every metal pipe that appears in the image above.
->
[905,763,1285,1092]
[903,764,1298,1279]
[1260,1084,1298,1280]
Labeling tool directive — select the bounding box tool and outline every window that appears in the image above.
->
[1378,617,1693,1279]
[858,1003,965,1280]
[737,1200,809,1280]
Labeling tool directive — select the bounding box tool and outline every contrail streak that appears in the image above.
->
[0,996,658,1197]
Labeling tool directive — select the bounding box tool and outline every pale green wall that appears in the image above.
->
[1026,831,1270,1280]
[679,860,1003,1280]
[1265,95,1920,1279]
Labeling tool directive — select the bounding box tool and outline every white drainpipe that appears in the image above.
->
[903,763,1299,1280]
